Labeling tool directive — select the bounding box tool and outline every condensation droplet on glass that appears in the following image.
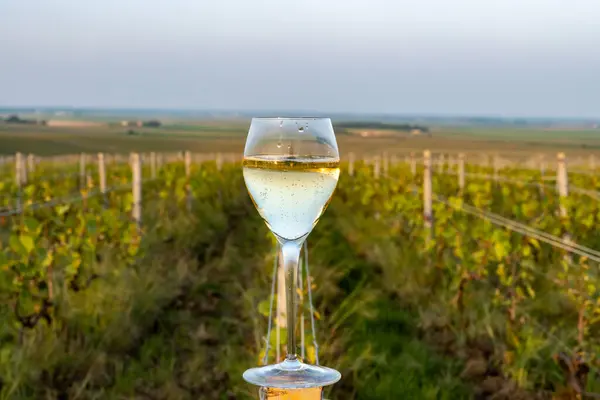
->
[279,120,284,128]
[277,142,282,148]
[298,126,304,133]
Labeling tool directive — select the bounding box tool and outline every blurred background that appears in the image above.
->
[1,1,600,399]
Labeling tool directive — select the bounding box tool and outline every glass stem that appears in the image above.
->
[281,241,301,361]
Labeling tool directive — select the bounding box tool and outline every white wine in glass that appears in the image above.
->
[243,157,340,241]
[242,117,342,389]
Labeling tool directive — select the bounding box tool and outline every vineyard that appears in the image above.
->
[1,150,600,399]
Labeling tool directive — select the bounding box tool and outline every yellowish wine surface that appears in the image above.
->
[243,157,340,240]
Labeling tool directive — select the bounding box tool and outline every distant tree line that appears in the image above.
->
[334,121,429,132]
[119,120,162,128]
[1,114,47,125]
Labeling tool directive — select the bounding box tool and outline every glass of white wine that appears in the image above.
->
[242,117,342,389]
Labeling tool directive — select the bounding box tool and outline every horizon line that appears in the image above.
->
[0,105,599,122]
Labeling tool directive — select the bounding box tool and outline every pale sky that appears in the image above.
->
[1,0,599,117]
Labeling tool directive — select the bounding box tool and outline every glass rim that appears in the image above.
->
[251,117,330,121]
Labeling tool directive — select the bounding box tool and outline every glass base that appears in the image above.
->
[243,358,341,389]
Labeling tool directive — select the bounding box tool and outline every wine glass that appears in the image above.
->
[242,117,342,389]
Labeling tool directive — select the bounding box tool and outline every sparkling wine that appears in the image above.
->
[243,156,340,241]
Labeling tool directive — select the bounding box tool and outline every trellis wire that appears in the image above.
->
[414,164,600,392]
[443,169,599,200]
[433,195,600,263]
[456,171,555,190]
[431,197,600,304]
[450,197,600,259]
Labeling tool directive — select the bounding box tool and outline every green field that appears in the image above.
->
[1,120,600,158]
[0,123,248,155]
[439,126,600,150]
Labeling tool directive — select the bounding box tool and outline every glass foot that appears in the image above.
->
[243,358,341,389]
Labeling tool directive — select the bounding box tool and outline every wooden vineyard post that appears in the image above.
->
[131,153,142,229]
[150,152,157,179]
[458,153,465,193]
[348,152,355,177]
[15,152,23,210]
[557,152,569,218]
[15,152,22,184]
[79,153,86,190]
[19,152,28,185]
[185,151,192,211]
[410,152,416,176]
[438,153,445,174]
[373,156,381,179]
[259,387,323,400]
[382,151,389,177]
[557,152,571,261]
[423,150,433,239]
[184,150,191,175]
[98,153,107,206]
